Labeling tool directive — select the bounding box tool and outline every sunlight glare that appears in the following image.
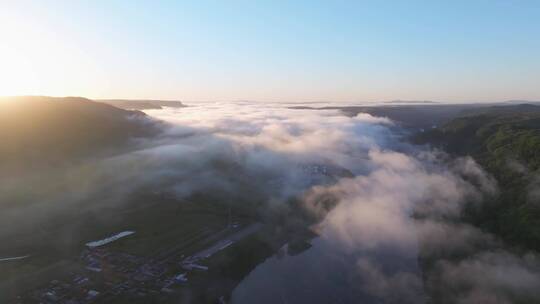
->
[0,13,105,98]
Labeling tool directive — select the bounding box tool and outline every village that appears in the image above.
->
[16,223,262,303]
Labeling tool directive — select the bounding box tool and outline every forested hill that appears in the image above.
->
[415,104,540,250]
[415,104,540,174]
[0,96,160,171]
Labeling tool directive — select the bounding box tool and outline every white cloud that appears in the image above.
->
[2,101,539,302]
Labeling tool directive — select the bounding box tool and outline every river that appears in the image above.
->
[231,235,425,304]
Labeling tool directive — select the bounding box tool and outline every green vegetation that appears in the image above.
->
[415,104,540,251]
[0,96,160,171]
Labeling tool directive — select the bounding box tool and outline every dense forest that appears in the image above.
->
[415,104,540,251]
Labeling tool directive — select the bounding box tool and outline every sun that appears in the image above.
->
[0,13,47,97]
[0,45,40,97]
[0,12,105,98]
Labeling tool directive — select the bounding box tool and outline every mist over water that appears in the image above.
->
[2,0,539,301]
[2,101,540,303]
[149,103,426,303]
[139,102,540,303]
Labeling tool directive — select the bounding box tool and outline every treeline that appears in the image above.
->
[415,104,540,251]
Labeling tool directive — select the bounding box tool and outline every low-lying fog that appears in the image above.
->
[145,102,540,304]
[2,101,540,303]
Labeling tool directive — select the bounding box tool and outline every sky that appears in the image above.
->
[0,0,539,102]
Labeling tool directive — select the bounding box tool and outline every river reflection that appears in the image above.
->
[231,236,425,304]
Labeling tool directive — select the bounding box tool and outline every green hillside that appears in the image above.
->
[415,104,540,250]
[0,96,160,171]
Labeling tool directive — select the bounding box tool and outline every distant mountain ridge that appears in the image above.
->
[291,102,540,129]
[502,99,540,104]
[96,99,185,110]
[384,100,438,104]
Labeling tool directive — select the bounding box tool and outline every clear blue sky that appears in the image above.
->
[1,1,539,102]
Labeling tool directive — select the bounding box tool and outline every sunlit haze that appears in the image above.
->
[1,1,539,102]
[3,3,540,302]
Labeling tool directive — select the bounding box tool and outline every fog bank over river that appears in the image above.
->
[140,102,540,303]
